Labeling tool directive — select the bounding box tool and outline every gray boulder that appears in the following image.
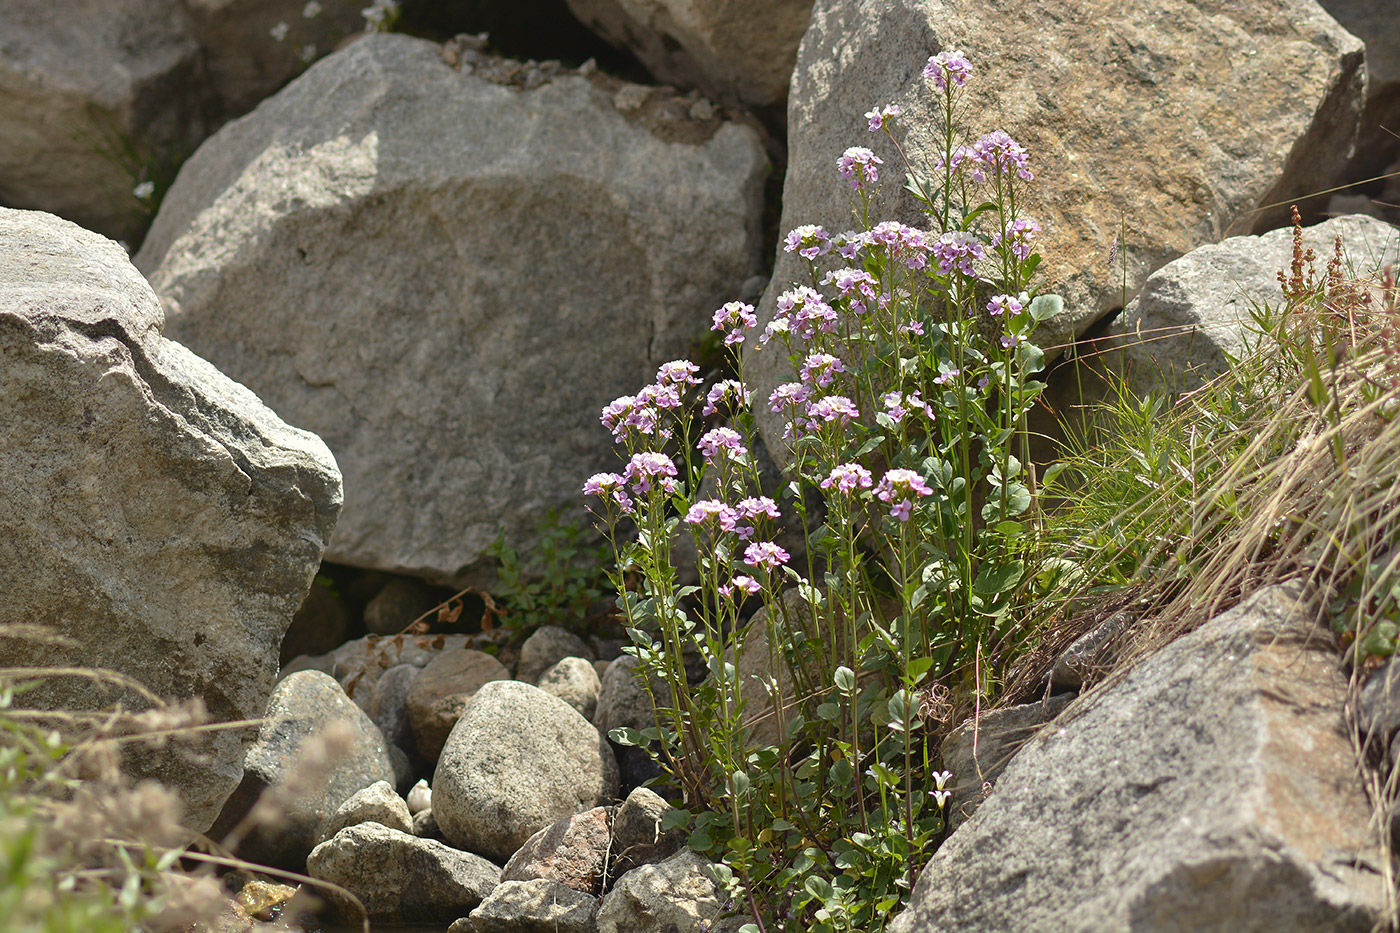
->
[1319,0,1400,172]
[889,583,1383,933]
[136,32,767,585]
[316,779,413,846]
[211,670,395,869]
[368,661,421,755]
[1108,214,1400,398]
[536,657,602,721]
[610,786,686,878]
[455,879,598,933]
[595,850,726,933]
[363,576,444,636]
[938,693,1074,832]
[747,0,1366,462]
[517,626,594,685]
[306,822,500,922]
[406,646,512,761]
[0,208,340,832]
[433,680,620,862]
[564,0,814,106]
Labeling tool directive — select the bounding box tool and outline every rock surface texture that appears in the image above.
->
[211,670,395,868]
[406,646,512,761]
[455,879,598,933]
[0,0,366,242]
[306,822,500,922]
[501,807,612,896]
[433,680,620,862]
[889,584,1384,933]
[0,208,341,832]
[595,850,725,933]
[136,32,768,584]
[1108,213,1400,398]
[747,0,1366,461]
[564,0,815,106]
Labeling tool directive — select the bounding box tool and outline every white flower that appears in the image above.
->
[302,0,322,17]
[132,181,155,200]
[270,21,290,41]
[932,769,952,790]
[930,789,952,807]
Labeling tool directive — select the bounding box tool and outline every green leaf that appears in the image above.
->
[973,560,1024,596]
[805,876,835,901]
[1028,293,1063,322]
[661,808,692,831]
[833,666,856,694]
[608,727,646,746]
[907,657,935,683]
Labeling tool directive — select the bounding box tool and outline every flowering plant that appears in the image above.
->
[585,50,1060,932]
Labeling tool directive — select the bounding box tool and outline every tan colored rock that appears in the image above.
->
[502,807,613,896]
[407,646,511,761]
[748,0,1366,463]
[565,0,814,106]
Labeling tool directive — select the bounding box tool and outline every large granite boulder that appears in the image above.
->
[746,0,1366,462]
[433,680,620,862]
[595,850,726,933]
[211,670,396,868]
[889,584,1384,933]
[1319,0,1400,172]
[1108,213,1400,398]
[0,1,367,243]
[136,32,768,585]
[0,207,341,832]
[564,0,815,106]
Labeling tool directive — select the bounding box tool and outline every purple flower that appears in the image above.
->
[991,218,1041,262]
[901,320,925,336]
[837,147,883,190]
[769,382,812,414]
[799,352,846,388]
[637,382,682,410]
[986,293,1024,318]
[698,426,747,461]
[822,267,879,315]
[736,496,780,521]
[930,231,985,277]
[784,224,832,260]
[743,541,791,571]
[703,379,745,416]
[834,230,870,260]
[804,395,859,429]
[821,463,874,494]
[624,451,679,495]
[684,499,738,527]
[1001,332,1027,349]
[972,130,1033,181]
[868,221,930,270]
[656,360,700,387]
[600,395,636,434]
[932,369,961,386]
[770,286,837,341]
[711,301,757,346]
[865,103,901,132]
[582,472,633,513]
[720,574,761,598]
[923,50,972,90]
[875,468,934,521]
[882,390,931,424]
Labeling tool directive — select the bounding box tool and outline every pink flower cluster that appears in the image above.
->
[821,462,874,495]
[683,496,780,543]
[698,426,747,462]
[765,286,838,343]
[930,231,986,277]
[837,146,882,190]
[865,103,902,132]
[711,301,757,346]
[784,224,833,260]
[703,379,746,416]
[990,218,1041,262]
[875,468,934,521]
[923,50,972,90]
[867,221,930,270]
[882,390,933,424]
[582,472,632,514]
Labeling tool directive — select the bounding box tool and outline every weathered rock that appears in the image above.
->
[938,693,1074,832]
[1359,658,1400,753]
[593,653,667,790]
[609,786,686,877]
[0,208,341,832]
[517,626,595,685]
[889,584,1384,933]
[306,822,500,922]
[595,850,725,933]
[413,806,445,840]
[316,779,414,845]
[457,879,598,933]
[1048,612,1132,691]
[407,646,512,761]
[284,632,474,709]
[433,680,620,862]
[368,662,421,755]
[0,2,210,241]
[502,807,612,896]
[407,777,432,814]
[136,32,767,584]
[210,670,395,868]
[564,0,814,106]
[1108,214,1400,398]
[364,576,444,636]
[748,0,1366,461]
[536,657,602,721]
[1319,0,1400,173]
